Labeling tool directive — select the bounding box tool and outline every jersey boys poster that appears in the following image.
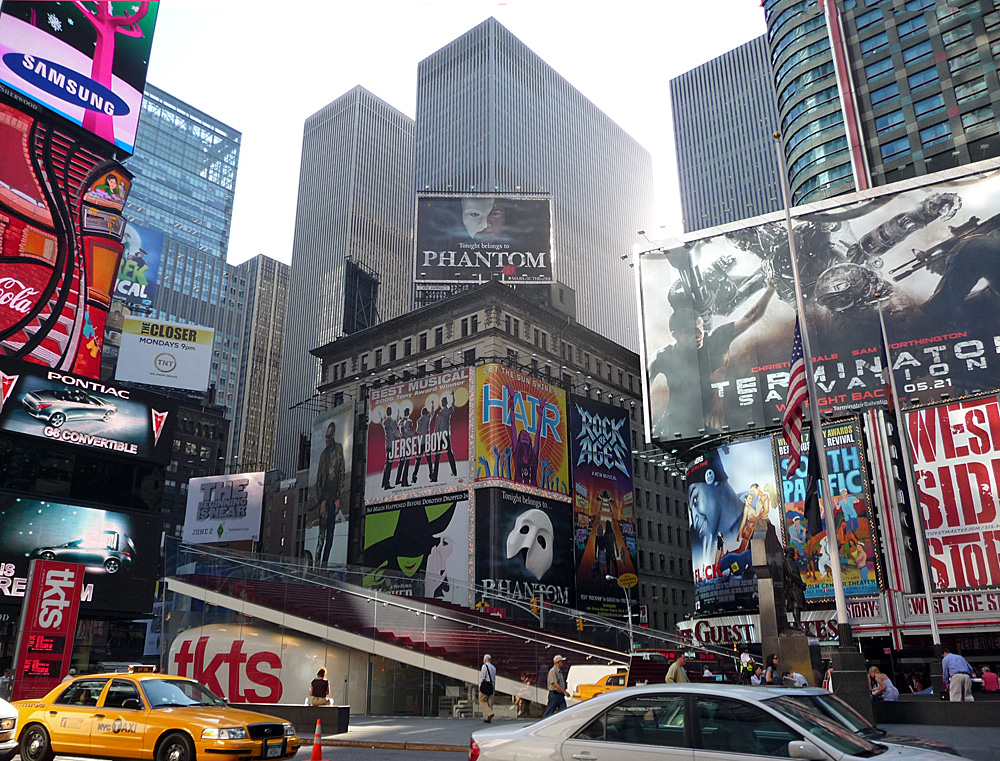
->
[774,421,880,602]
[366,370,471,503]
[640,168,1000,444]
[907,396,1000,590]
[569,395,637,617]
[474,363,569,498]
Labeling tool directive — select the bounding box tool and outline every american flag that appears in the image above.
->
[783,317,808,478]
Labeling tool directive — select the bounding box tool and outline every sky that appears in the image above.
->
[144,1,768,266]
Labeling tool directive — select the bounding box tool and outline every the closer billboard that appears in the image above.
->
[0,0,160,154]
[0,356,174,462]
[183,472,265,545]
[415,194,553,284]
[639,168,1000,443]
[907,396,1000,590]
[116,316,214,392]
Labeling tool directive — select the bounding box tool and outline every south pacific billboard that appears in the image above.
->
[569,395,637,617]
[0,356,174,462]
[366,369,471,503]
[113,222,163,308]
[474,363,569,498]
[639,167,1000,444]
[415,194,554,284]
[907,396,1000,591]
[0,0,160,154]
[307,402,354,567]
[774,420,880,602]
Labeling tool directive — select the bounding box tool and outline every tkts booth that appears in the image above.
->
[636,158,1000,682]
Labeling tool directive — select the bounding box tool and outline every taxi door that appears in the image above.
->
[46,678,110,755]
[90,678,148,759]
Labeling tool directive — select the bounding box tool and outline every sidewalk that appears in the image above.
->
[882,724,1000,761]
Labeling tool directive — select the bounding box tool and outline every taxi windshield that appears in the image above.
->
[141,679,227,708]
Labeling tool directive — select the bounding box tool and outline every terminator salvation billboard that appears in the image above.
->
[907,396,1000,591]
[640,167,1000,443]
[366,370,471,503]
[569,395,637,617]
[415,194,553,284]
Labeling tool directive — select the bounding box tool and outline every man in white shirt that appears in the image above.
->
[479,654,497,723]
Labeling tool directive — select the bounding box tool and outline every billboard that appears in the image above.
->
[687,436,781,615]
[0,356,174,462]
[0,1,160,154]
[362,494,470,605]
[907,396,1000,590]
[474,363,569,498]
[475,488,574,607]
[0,494,160,616]
[774,420,880,601]
[183,472,265,545]
[569,395,637,617]
[307,402,354,567]
[113,222,163,308]
[116,316,214,392]
[639,168,1000,443]
[366,369,471,503]
[415,194,553,284]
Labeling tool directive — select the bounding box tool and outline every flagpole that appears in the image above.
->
[876,300,942,645]
[773,133,852,634]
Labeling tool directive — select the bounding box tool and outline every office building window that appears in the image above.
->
[914,93,946,119]
[855,8,882,29]
[864,58,893,80]
[907,67,938,92]
[962,105,995,132]
[942,23,973,49]
[897,15,927,39]
[374,349,383,366]
[902,40,933,64]
[860,31,888,56]
[919,121,951,147]
[903,0,932,9]
[948,50,980,76]
[955,77,988,105]
[880,136,911,160]
[471,314,479,333]
[404,338,412,356]
[389,344,397,362]
[870,82,900,107]
[875,109,905,135]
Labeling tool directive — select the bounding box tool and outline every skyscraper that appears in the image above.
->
[274,86,415,476]
[414,18,654,349]
[670,36,783,232]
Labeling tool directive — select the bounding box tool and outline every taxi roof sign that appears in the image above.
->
[128,665,157,673]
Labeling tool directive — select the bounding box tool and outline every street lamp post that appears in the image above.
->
[607,575,635,653]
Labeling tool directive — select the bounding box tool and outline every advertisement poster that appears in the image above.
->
[366,369,470,504]
[0,356,174,462]
[307,402,354,567]
[362,494,470,605]
[474,363,569,497]
[569,395,637,617]
[907,396,1000,590]
[687,437,781,615]
[183,472,265,545]
[113,222,163,308]
[0,495,159,616]
[774,421,879,601]
[116,316,214,392]
[415,194,553,284]
[640,169,1000,443]
[475,488,574,607]
[0,1,160,154]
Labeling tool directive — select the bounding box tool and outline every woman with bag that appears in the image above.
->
[310,668,332,706]
[479,654,497,723]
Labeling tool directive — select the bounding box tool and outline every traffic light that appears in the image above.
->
[576,618,584,632]
[530,597,539,616]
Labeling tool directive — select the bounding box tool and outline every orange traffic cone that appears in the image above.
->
[310,719,323,761]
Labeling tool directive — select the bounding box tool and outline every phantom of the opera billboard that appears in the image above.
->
[414,194,554,284]
[907,396,1000,590]
[366,369,471,503]
[476,488,574,608]
[639,167,1000,444]
[774,420,881,602]
[307,402,354,567]
[569,395,637,617]
[0,1,160,154]
[0,356,174,462]
[362,493,470,606]
[474,363,570,498]
[0,495,159,616]
[113,221,163,309]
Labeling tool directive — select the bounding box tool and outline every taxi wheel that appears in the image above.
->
[20,724,54,761]
[158,732,195,761]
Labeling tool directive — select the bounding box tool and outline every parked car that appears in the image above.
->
[0,694,17,761]
[29,530,136,574]
[21,389,117,428]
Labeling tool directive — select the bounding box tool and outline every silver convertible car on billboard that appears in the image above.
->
[29,530,136,574]
[21,388,117,428]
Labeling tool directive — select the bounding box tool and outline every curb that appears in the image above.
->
[320,739,466,753]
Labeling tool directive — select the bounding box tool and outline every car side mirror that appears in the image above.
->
[122,698,143,710]
[788,741,828,760]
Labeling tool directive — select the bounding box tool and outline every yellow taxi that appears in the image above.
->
[14,670,301,761]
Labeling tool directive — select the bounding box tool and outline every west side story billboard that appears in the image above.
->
[639,167,1000,444]
[415,194,553,284]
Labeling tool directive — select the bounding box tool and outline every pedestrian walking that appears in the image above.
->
[479,655,497,723]
[942,648,975,702]
[541,655,569,718]
[982,666,999,693]
[666,654,689,683]
[309,668,331,706]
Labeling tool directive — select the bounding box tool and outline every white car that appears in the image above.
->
[469,684,959,761]
[0,694,17,761]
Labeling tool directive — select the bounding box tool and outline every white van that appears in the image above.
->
[0,694,17,761]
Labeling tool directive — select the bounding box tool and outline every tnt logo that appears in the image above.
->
[154,353,177,372]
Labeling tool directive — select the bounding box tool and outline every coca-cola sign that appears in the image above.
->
[0,277,39,315]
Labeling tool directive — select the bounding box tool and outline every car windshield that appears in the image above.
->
[786,692,877,733]
[766,695,886,757]
[141,679,227,708]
